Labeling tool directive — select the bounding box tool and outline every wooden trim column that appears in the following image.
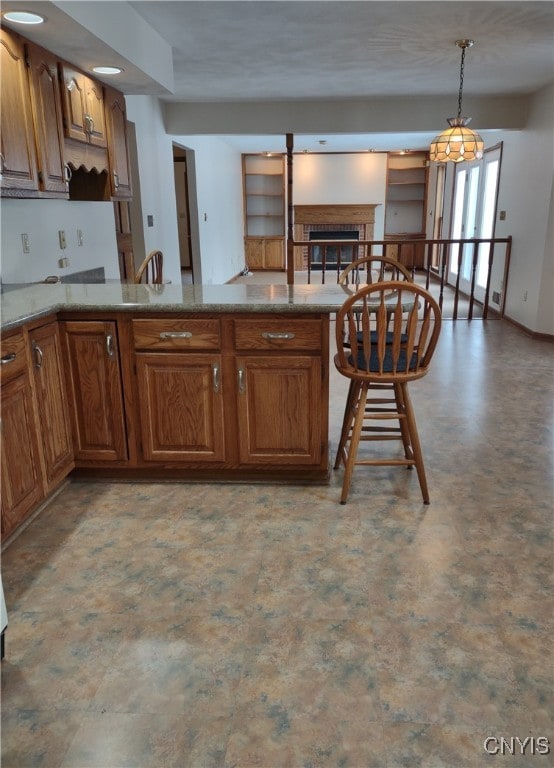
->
[286,133,294,285]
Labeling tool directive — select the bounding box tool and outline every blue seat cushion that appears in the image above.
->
[350,347,419,373]
[357,330,408,345]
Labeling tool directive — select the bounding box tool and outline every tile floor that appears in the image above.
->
[1,319,553,767]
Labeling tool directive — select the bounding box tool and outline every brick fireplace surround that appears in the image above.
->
[293,204,377,269]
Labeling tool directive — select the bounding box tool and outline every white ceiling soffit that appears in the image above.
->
[128,0,554,102]
[0,0,174,94]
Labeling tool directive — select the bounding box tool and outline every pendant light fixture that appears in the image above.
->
[429,39,484,163]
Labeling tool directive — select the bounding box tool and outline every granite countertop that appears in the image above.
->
[1,282,354,332]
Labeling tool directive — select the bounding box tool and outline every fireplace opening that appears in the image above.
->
[308,230,359,270]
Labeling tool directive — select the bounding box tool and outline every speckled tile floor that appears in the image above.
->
[1,320,553,768]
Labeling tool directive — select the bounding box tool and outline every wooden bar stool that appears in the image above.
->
[135,249,164,284]
[334,281,442,504]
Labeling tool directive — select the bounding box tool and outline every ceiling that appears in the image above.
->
[2,1,553,152]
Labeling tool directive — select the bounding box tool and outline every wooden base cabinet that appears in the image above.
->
[61,320,128,463]
[236,355,323,465]
[0,331,44,538]
[135,353,226,462]
[29,322,74,489]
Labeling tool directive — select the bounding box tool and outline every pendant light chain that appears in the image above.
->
[457,44,466,119]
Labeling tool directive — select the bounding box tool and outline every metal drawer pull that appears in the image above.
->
[159,331,193,339]
[106,334,114,357]
[261,332,296,340]
[0,352,16,365]
[33,343,44,369]
[212,363,220,393]
[238,366,245,394]
[113,171,119,188]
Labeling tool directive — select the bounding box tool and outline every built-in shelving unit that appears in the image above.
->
[242,153,285,270]
[384,151,428,268]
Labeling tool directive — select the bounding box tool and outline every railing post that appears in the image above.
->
[468,240,479,320]
[483,241,495,319]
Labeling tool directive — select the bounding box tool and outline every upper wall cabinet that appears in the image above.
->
[0,27,40,194]
[26,40,69,195]
[104,86,132,200]
[59,64,107,148]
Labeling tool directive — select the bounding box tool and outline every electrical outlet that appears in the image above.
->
[77,229,84,246]
[147,215,154,227]
[492,291,500,305]
[499,210,506,221]
[58,230,67,249]
[21,233,30,253]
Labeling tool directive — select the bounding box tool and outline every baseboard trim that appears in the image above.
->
[504,315,554,342]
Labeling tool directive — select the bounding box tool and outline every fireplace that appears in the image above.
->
[293,205,378,270]
[308,230,359,270]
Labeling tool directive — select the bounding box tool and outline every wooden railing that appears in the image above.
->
[289,236,513,320]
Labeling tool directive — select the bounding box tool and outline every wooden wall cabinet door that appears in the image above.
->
[29,322,74,489]
[244,238,285,270]
[61,320,128,463]
[135,353,226,462]
[0,332,44,538]
[0,27,39,194]
[26,41,68,196]
[104,85,132,200]
[60,64,107,148]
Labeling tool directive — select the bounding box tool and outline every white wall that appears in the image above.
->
[294,153,387,238]
[125,96,182,285]
[126,97,245,285]
[171,136,245,284]
[0,199,119,284]
[494,83,554,334]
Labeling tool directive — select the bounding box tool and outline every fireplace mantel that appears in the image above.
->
[294,204,378,225]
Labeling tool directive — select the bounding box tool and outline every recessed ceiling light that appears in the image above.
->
[3,10,45,24]
[92,66,123,75]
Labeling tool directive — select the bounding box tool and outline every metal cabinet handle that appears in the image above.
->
[0,352,16,365]
[106,334,114,357]
[113,171,119,188]
[238,366,245,394]
[261,331,296,340]
[159,331,193,340]
[212,363,220,393]
[64,163,72,183]
[84,114,94,134]
[0,152,5,174]
[33,343,43,369]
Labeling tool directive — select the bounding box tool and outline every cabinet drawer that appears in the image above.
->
[234,319,323,351]
[0,332,27,384]
[132,319,221,351]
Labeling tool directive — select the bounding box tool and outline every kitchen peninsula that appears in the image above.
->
[1,282,350,539]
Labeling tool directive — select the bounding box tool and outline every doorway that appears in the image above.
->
[173,145,193,282]
[447,144,503,302]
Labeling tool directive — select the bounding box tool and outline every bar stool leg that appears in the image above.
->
[340,381,369,504]
[401,383,430,503]
[334,379,360,470]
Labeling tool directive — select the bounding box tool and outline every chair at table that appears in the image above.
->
[338,255,412,288]
[134,249,164,284]
[334,281,442,504]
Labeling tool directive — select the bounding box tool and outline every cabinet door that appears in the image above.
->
[62,321,128,462]
[29,323,74,488]
[26,41,68,195]
[136,353,225,462]
[104,86,132,199]
[244,239,264,270]
[84,76,107,148]
[236,355,323,465]
[1,373,44,537]
[60,66,107,147]
[60,65,88,143]
[0,28,39,193]
[264,238,285,269]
